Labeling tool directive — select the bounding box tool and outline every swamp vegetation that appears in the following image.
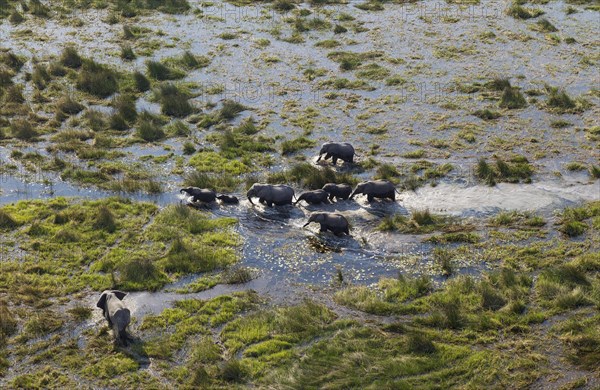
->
[0,0,599,388]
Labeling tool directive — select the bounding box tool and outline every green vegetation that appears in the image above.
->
[476,156,534,185]
[77,60,119,98]
[267,163,357,189]
[281,136,316,155]
[499,87,527,109]
[507,2,544,19]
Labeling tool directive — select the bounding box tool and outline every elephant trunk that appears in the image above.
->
[350,190,358,200]
[247,196,254,205]
[316,154,322,162]
[302,222,310,228]
[180,188,186,194]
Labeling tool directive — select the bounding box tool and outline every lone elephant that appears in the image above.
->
[350,180,398,202]
[295,189,330,205]
[304,212,350,236]
[96,290,131,346]
[247,183,295,206]
[180,187,217,203]
[316,142,355,165]
[322,183,352,201]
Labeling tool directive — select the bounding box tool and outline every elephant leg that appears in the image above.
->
[367,194,374,202]
[324,153,332,160]
[389,192,395,201]
[332,156,338,165]
[259,197,266,204]
[266,200,273,207]
[319,224,327,233]
[329,194,335,201]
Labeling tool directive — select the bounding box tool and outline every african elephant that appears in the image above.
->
[217,194,239,204]
[322,183,352,201]
[180,187,217,203]
[350,180,398,202]
[96,290,131,346]
[316,142,355,165]
[303,212,350,236]
[247,183,295,206]
[295,189,330,205]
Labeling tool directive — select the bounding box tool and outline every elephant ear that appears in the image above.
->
[96,292,108,309]
[111,290,127,300]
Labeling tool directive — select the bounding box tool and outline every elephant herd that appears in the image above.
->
[181,142,401,237]
[98,143,400,344]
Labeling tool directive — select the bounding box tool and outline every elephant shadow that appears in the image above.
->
[353,199,409,219]
[247,204,306,223]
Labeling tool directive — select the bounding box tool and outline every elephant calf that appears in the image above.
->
[322,183,352,201]
[217,194,239,204]
[180,187,217,203]
[97,290,131,346]
[316,142,355,165]
[350,180,399,202]
[304,212,350,236]
[295,189,330,205]
[247,183,295,207]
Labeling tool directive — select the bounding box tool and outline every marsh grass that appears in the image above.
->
[533,18,557,32]
[133,71,151,92]
[0,209,19,229]
[146,60,185,80]
[499,87,527,109]
[120,45,136,61]
[56,95,84,116]
[155,83,194,117]
[281,136,315,155]
[476,156,533,185]
[60,46,82,69]
[77,60,119,98]
[136,118,165,142]
[221,267,254,284]
[184,171,240,193]
[93,206,117,233]
[10,119,39,140]
[507,2,544,19]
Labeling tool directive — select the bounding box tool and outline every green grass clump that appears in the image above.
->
[378,210,458,234]
[476,156,533,185]
[93,206,117,233]
[0,301,17,336]
[133,71,151,92]
[136,118,165,142]
[281,136,316,155]
[499,87,527,109]
[184,171,240,192]
[77,60,119,98]
[557,201,599,237]
[56,95,84,116]
[112,94,137,123]
[60,46,82,68]
[374,163,400,182]
[507,2,544,19]
[189,151,251,175]
[220,100,247,120]
[155,83,194,117]
[0,210,19,230]
[146,60,185,80]
[544,85,587,113]
[473,109,501,120]
[533,18,558,32]
[267,163,356,189]
[10,119,39,141]
[0,52,24,72]
[120,45,136,61]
